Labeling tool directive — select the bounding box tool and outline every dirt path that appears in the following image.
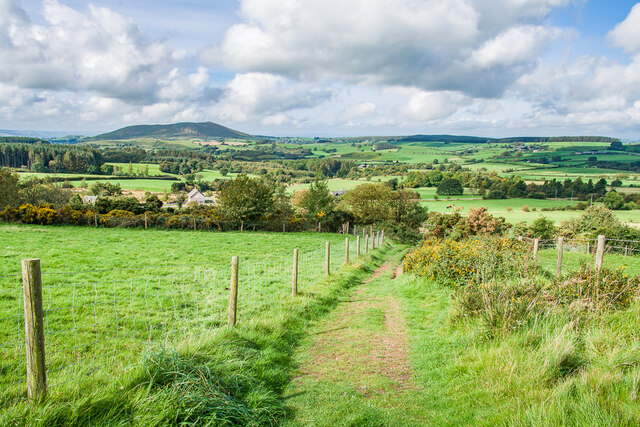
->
[298,261,416,394]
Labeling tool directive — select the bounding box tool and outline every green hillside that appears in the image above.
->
[90,121,253,141]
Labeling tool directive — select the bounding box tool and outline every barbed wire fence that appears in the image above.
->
[0,229,386,406]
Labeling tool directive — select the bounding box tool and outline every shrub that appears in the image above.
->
[530,216,556,240]
[556,265,640,311]
[521,205,530,212]
[403,237,528,287]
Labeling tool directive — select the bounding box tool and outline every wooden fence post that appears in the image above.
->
[325,242,330,277]
[365,235,369,254]
[533,238,540,260]
[556,237,563,278]
[292,249,298,296]
[228,256,239,327]
[595,235,605,271]
[345,237,350,264]
[144,212,148,230]
[22,259,47,402]
[370,226,373,249]
[346,222,350,235]
[356,236,361,258]
[193,217,197,231]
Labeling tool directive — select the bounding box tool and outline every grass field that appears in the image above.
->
[0,224,373,412]
[0,222,390,424]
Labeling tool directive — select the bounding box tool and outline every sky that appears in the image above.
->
[1,0,640,138]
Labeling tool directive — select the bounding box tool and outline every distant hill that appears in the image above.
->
[91,122,253,141]
[398,135,620,144]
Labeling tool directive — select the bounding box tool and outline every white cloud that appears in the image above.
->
[468,25,565,69]
[402,90,468,122]
[203,0,570,98]
[214,72,333,122]
[341,102,377,122]
[0,0,194,103]
[608,3,640,56]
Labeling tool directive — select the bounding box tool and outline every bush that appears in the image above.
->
[403,237,528,287]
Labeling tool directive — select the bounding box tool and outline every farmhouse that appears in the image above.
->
[187,188,216,205]
[330,189,346,197]
[83,195,98,204]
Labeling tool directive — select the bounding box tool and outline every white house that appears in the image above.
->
[187,188,216,205]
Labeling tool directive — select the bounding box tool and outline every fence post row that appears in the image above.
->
[292,248,299,296]
[228,256,239,327]
[556,237,564,278]
[17,236,380,398]
[22,258,47,402]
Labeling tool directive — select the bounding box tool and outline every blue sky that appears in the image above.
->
[2,0,640,138]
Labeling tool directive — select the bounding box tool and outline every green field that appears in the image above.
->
[0,224,370,411]
[0,224,348,281]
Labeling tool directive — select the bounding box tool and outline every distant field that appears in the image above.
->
[107,163,172,177]
[0,224,347,281]
[69,178,176,193]
[287,177,397,193]
[420,197,640,224]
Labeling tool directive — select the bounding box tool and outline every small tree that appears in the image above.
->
[437,178,463,196]
[0,168,20,208]
[218,174,274,228]
[530,216,556,239]
[298,179,335,223]
[603,191,625,210]
[341,183,393,224]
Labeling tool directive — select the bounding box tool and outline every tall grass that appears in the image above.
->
[402,237,640,423]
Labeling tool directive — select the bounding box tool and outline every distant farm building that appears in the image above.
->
[187,188,216,205]
[330,189,346,197]
[83,195,98,204]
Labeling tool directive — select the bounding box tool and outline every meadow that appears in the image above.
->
[0,224,372,412]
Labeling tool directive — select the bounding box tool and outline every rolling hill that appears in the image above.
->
[90,121,254,141]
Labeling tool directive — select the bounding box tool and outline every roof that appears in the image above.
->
[187,188,202,198]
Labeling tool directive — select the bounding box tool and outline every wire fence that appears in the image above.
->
[0,231,385,406]
[523,236,640,277]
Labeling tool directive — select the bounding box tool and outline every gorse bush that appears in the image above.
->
[403,236,529,287]
[407,234,640,339]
